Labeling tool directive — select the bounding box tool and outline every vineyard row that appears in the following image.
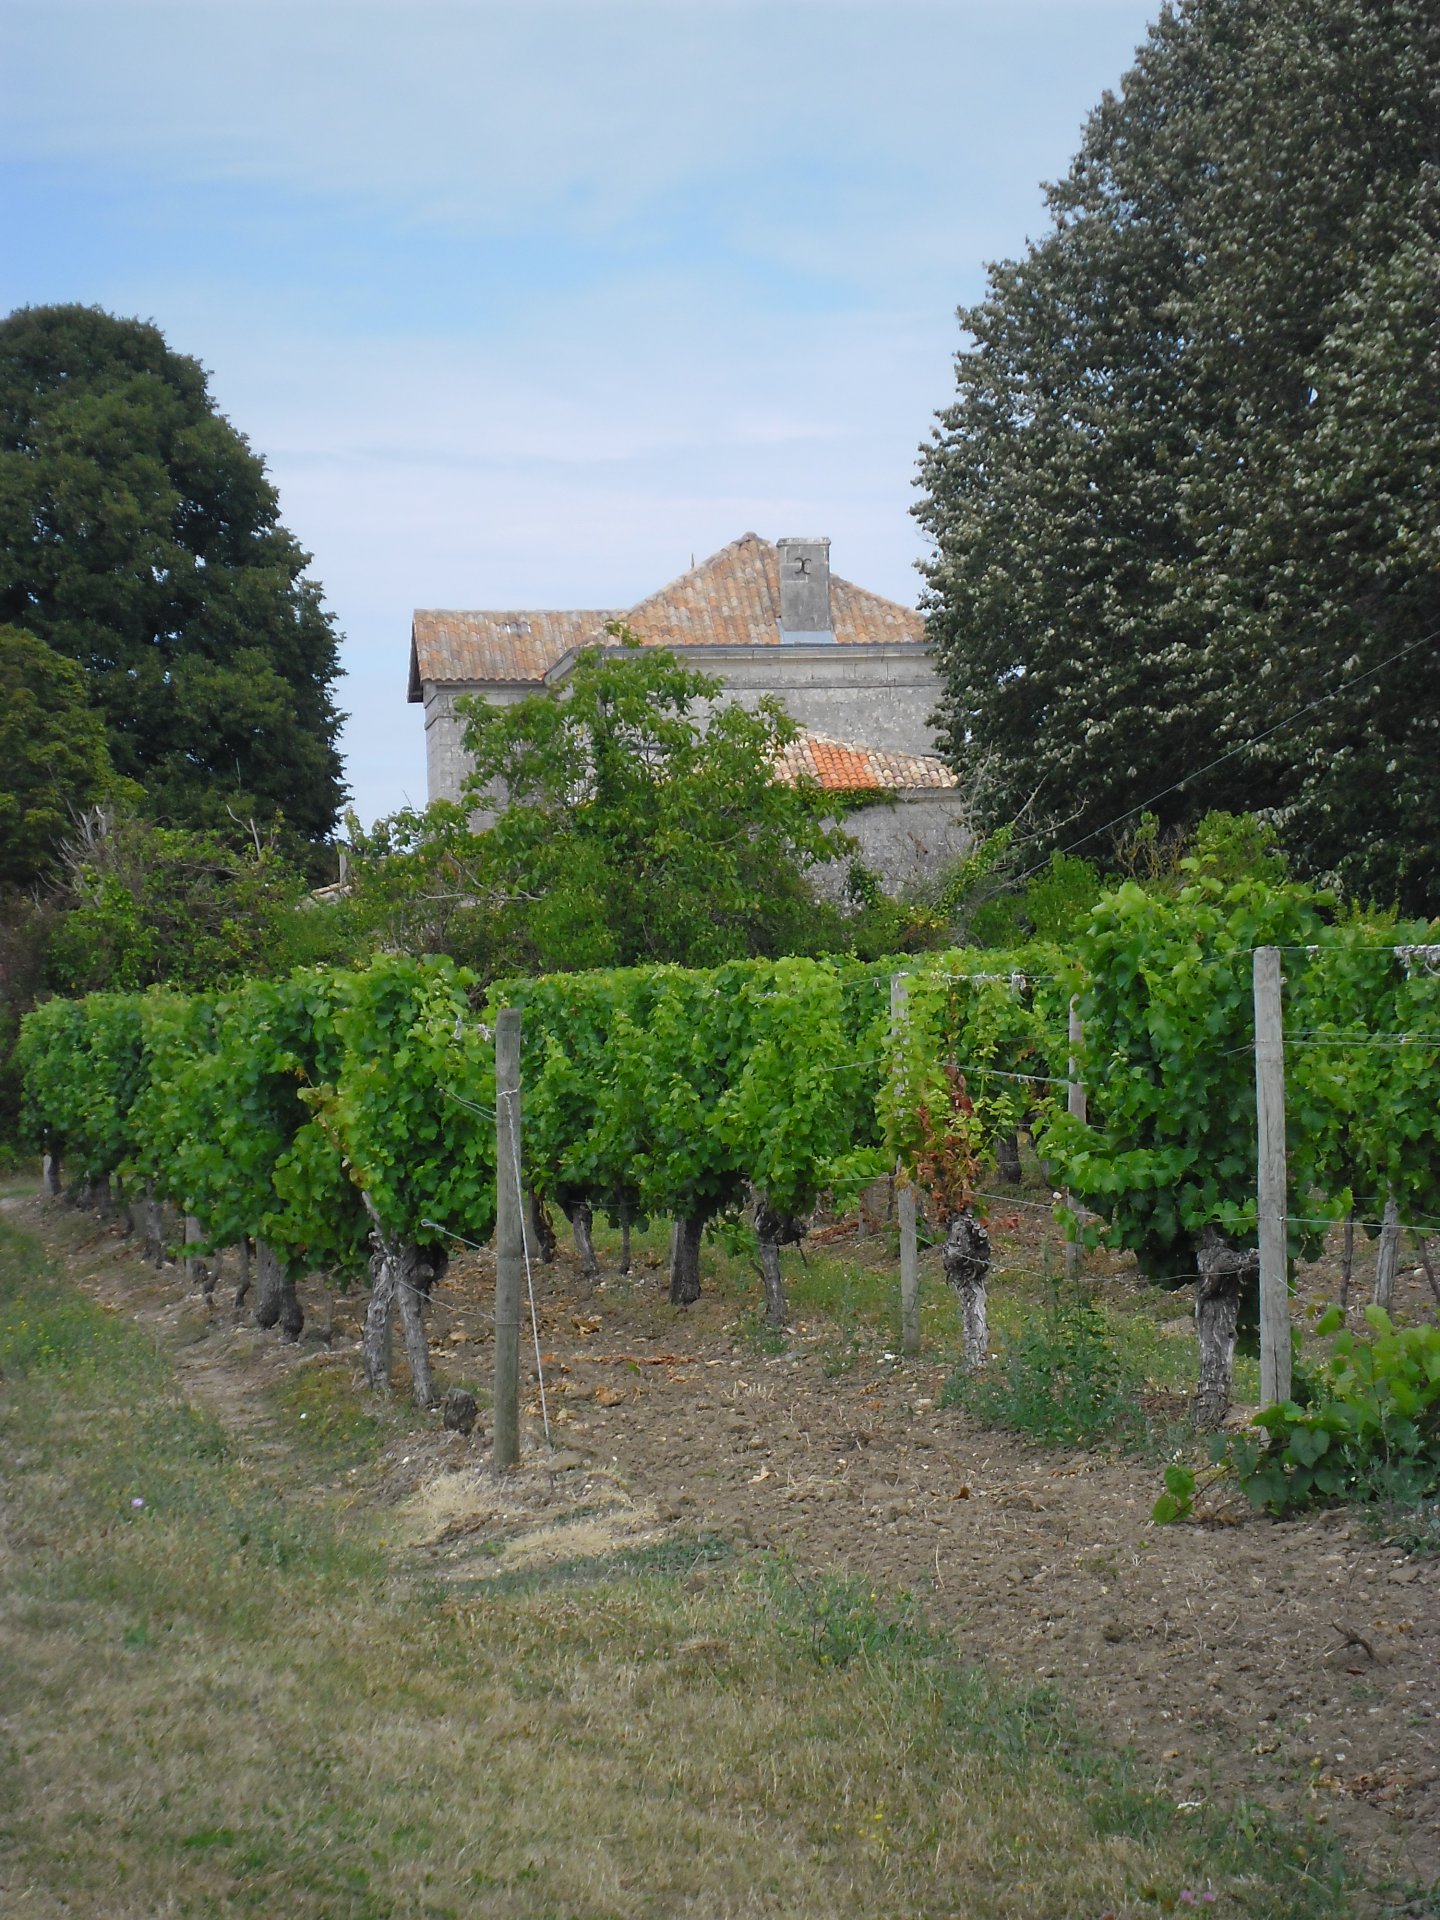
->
[18,876,1440,1422]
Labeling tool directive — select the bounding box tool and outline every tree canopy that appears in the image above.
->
[44,809,330,996]
[0,624,115,887]
[916,0,1440,911]
[458,640,855,972]
[0,305,346,849]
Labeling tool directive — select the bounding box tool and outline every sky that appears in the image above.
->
[0,0,1161,828]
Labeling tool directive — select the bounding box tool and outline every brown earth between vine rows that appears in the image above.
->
[10,1189,1438,1902]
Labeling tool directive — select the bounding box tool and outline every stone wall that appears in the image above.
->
[609,642,944,760]
[814,791,972,900]
[421,683,533,817]
[421,641,946,809]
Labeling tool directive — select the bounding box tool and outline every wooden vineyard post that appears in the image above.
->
[890,973,920,1356]
[1373,1192,1401,1310]
[1253,947,1292,1406]
[1064,997,1086,1284]
[493,1007,523,1472]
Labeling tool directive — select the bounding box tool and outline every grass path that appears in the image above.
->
[0,1208,1350,1919]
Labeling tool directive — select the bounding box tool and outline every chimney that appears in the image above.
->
[777,536,834,642]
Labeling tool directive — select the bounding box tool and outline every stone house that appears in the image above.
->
[407,532,970,893]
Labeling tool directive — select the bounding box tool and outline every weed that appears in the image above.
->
[766,1565,928,1669]
[943,1291,1157,1451]
[1157,1308,1440,1534]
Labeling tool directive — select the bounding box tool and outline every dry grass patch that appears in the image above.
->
[0,1218,1347,1919]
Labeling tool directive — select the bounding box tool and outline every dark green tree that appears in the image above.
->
[916,0,1440,910]
[0,624,116,886]
[0,305,346,850]
[459,641,855,971]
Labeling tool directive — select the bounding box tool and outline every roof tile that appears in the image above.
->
[409,534,924,693]
[775,733,960,793]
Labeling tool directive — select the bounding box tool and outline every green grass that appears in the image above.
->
[0,1214,1351,1919]
[271,1357,394,1469]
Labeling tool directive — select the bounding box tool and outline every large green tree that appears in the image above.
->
[0,624,115,887]
[916,0,1440,910]
[459,641,854,972]
[0,305,346,849]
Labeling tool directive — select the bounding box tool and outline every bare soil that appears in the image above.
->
[11,1189,1439,1903]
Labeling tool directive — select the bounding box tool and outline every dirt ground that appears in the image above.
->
[10,1188,1438,1905]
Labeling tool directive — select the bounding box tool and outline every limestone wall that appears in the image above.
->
[415,641,967,893]
[815,791,973,900]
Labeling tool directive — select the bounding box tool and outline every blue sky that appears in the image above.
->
[1,0,1160,827]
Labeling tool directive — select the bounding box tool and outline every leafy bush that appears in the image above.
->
[1154,1307,1440,1527]
[1234,1307,1440,1511]
[943,1297,1150,1451]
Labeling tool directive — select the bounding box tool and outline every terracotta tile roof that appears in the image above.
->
[775,733,960,793]
[616,532,925,652]
[409,609,616,697]
[408,534,924,694]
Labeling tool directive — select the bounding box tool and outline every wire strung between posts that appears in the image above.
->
[1283,1208,1440,1240]
[970,1188,1073,1214]
[1221,1032,1440,1056]
[500,1084,554,1455]
[929,1060,1068,1087]
[415,1217,507,1332]
[1280,1035,1440,1048]
[440,1085,498,1121]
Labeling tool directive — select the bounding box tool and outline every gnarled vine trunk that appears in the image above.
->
[527,1189,558,1263]
[1373,1194,1399,1311]
[183,1215,209,1294]
[753,1200,804,1330]
[993,1130,1022,1185]
[143,1181,166,1267]
[756,1238,786,1329]
[360,1203,439,1406]
[942,1209,991,1371]
[41,1151,61,1197]
[233,1236,252,1310]
[1194,1229,1254,1431]
[567,1200,600,1283]
[254,1239,304,1341]
[669,1215,705,1306]
[362,1242,396,1390]
[618,1201,632,1276]
[394,1243,438,1406]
